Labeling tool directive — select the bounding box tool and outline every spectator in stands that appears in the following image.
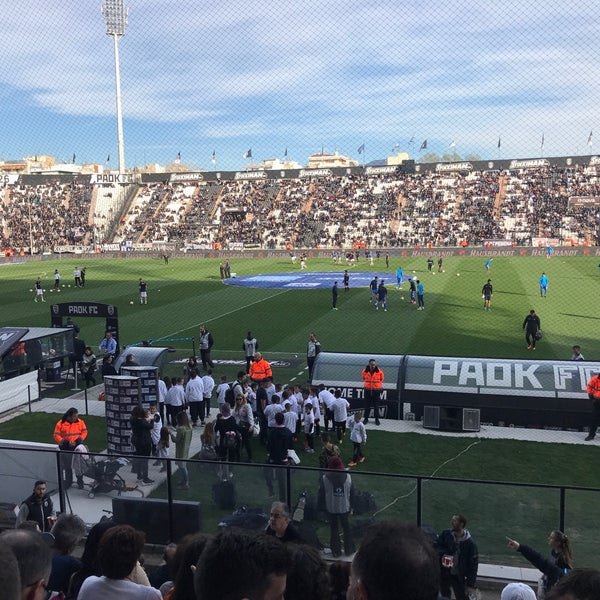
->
[0,528,52,600]
[547,568,600,600]
[0,541,21,600]
[265,501,305,544]
[346,521,440,600]
[436,514,479,600]
[77,525,161,599]
[47,514,86,594]
[167,533,212,600]
[506,531,573,597]
[194,529,291,600]
[284,543,331,600]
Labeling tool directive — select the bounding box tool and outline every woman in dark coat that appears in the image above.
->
[130,405,154,485]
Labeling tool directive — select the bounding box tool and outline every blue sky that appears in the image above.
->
[1,0,599,171]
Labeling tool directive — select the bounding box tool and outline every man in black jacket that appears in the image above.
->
[523,309,541,350]
[436,514,479,600]
[265,412,293,501]
[15,480,54,532]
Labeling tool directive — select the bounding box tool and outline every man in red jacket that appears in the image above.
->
[362,359,384,426]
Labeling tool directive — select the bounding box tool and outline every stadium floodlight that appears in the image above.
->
[101,0,128,175]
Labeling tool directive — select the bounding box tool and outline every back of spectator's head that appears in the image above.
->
[501,582,536,600]
[170,533,212,600]
[0,541,21,600]
[275,411,284,426]
[284,543,330,600]
[79,519,118,571]
[194,529,290,600]
[0,529,51,600]
[98,525,145,580]
[50,513,86,554]
[547,568,600,600]
[348,521,439,600]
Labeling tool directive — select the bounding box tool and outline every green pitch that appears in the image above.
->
[3,254,598,362]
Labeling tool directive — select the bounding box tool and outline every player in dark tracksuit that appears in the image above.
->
[523,310,541,350]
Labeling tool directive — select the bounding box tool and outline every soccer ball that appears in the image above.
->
[401,296,405,300]
[432,272,435,275]
[29,289,33,292]
[130,301,134,305]
[457,273,461,276]
[412,270,416,273]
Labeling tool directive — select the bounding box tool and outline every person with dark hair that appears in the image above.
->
[482,279,493,311]
[101,354,117,377]
[48,514,86,594]
[347,521,440,600]
[81,346,97,387]
[169,410,193,489]
[168,533,213,600]
[266,411,294,500]
[523,309,541,350]
[130,405,154,485]
[194,529,291,600]
[53,407,88,488]
[0,541,21,600]
[16,480,54,532]
[214,403,241,480]
[67,519,118,599]
[285,543,331,600]
[506,530,573,598]
[0,529,52,600]
[362,358,383,426]
[306,332,321,380]
[546,568,600,600]
[242,331,258,373]
[318,432,341,470]
[185,369,205,427]
[78,525,161,599]
[265,501,305,544]
[124,353,140,368]
[436,514,479,600]
[198,326,214,370]
[321,456,354,558]
[332,281,339,310]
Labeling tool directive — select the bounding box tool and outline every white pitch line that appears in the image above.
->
[153,288,292,341]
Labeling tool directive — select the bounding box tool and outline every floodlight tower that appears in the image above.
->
[102,0,128,175]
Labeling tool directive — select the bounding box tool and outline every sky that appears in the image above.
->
[0,0,599,171]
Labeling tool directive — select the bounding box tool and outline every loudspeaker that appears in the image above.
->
[462,408,481,432]
[423,406,440,429]
[112,497,201,544]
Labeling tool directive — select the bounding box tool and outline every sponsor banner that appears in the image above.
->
[435,162,473,172]
[169,172,204,182]
[299,169,333,178]
[90,172,135,184]
[234,171,267,180]
[182,243,213,251]
[404,356,600,400]
[53,245,91,254]
[483,239,513,247]
[509,158,550,169]
[365,166,397,176]
[568,195,600,207]
[228,242,244,251]
[589,156,600,166]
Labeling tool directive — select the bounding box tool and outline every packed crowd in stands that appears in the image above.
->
[0,182,94,251]
[2,164,599,252]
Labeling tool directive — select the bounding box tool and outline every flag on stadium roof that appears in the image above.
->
[106,154,110,163]
[409,136,415,144]
[72,153,76,164]
[497,136,501,149]
[449,141,456,148]
[175,152,181,164]
[357,143,365,154]
[541,133,545,149]
[419,140,427,151]
[211,150,216,165]
[392,143,399,151]
[284,147,288,157]
[243,149,252,159]
[588,131,593,146]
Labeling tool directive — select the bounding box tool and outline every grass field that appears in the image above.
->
[2,254,600,565]
[2,254,599,367]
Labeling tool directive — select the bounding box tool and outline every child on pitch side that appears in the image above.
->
[303,402,316,453]
[347,411,367,467]
[156,426,170,472]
